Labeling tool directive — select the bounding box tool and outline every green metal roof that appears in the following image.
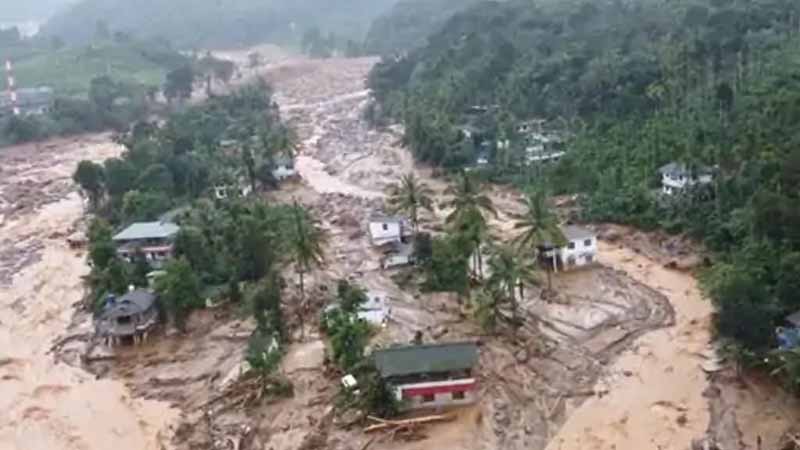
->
[113,222,179,241]
[373,342,478,378]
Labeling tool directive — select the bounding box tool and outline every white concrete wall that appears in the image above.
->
[383,254,411,268]
[395,378,477,410]
[662,173,712,195]
[559,236,597,268]
[369,221,402,245]
[273,165,296,180]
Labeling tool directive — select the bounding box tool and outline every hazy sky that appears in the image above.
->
[0,0,79,22]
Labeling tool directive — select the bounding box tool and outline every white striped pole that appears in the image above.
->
[5,59,19,116]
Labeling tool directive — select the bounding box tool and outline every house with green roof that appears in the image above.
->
[112,221,180,268]
[373,342,479,410]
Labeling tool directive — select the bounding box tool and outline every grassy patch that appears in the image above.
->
[9,42,184,96]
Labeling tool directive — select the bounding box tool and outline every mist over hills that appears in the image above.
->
[41,0,399,48]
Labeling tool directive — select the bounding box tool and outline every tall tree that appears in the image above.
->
[445,172,496,276]
[164,64,195,104]
[513,188,565,291]
[73,160,105,210]
[155,257,202,332]
[288,201,325,336]
[386,172,434,232]
[487,244,538,324]
[89,75,119,112]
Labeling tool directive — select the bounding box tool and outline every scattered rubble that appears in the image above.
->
[4,52,799,450]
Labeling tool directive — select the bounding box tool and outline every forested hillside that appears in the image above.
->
[363,0,482,55]
[41,0,399,49]
[368,0,800,385]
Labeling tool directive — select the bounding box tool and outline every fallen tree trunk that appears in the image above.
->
[363,413,455,433]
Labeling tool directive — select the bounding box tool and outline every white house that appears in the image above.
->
[213,181,252,200]
[112,221,180,269]
[323,290,391,327]
[368,215,412,246]
[516,119,546,135]
[541,225,597,272]
[272,156,297,181]
[558,225,597,269]
[381,241,415,269]
[359,290,391,326]
[658,162,714,195]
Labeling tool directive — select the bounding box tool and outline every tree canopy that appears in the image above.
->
[368,0,800,387]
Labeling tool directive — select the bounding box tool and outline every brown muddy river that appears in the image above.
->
[0,136,177,450]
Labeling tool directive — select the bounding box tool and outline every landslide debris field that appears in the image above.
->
[2,54,797,450]
[0,136,178,450]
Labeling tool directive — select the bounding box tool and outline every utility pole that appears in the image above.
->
[5,59,19,116]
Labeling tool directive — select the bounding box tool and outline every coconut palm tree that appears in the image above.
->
[289,200,325,313]
[487,244,539,324]
[513,188,565,292]
[471,287,500,332]
[446,172,497,277]
[386,173,434,233]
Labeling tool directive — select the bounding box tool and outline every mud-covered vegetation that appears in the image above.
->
[368,0,800,390]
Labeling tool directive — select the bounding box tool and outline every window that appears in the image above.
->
[568,242,576,250]
[382,223,389,231]
[452,391,466,400]
[567,256,576,266]
[584,239,592,247]
[117,315,132,325]
[586,254,594,263]
[422,393,435,403]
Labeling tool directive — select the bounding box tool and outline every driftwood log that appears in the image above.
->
[363,413,455,434]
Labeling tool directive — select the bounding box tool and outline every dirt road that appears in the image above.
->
[0,135,178,450]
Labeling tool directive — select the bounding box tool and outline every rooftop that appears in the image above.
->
[369,214,408,225]
[373,342,478,378]
[560,224,595,241]
[99,290,157,320]
[273,155,294,167]
[658,162,713,177]
[113,222,180,241]
[787,310,800,328]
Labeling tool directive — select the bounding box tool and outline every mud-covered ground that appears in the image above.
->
[89,55,764,450]
[0,135,179,450]
[4,53,799,450]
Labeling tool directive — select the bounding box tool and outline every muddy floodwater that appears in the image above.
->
[0,136,178,450]
[546,242,713,450]
[1,53,798,450]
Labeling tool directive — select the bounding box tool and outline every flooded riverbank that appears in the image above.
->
[0,136,178,450]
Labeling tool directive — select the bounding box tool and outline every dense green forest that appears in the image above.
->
[74,81,322,385]
[363,0,482,55]
[368,0,800,388]
[41,0,399,49]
